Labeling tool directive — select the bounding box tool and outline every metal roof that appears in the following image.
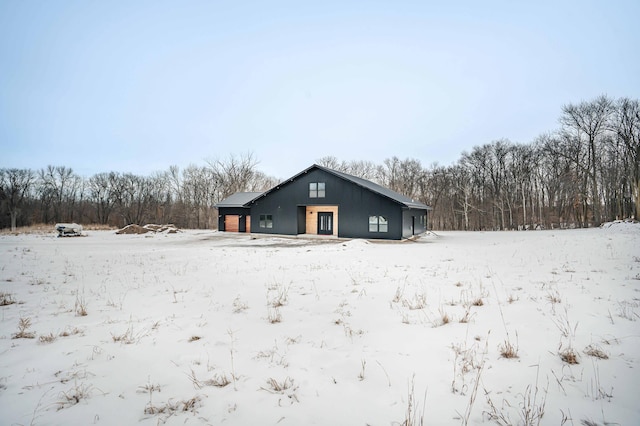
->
[215,192,263,208]
[314,164,431,210]
[250,164,431,210]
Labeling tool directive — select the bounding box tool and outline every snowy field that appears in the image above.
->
[1,224,639,425]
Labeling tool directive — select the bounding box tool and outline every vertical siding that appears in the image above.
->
[250,168,419,240]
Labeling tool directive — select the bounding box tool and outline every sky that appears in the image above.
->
[1,0,639,181]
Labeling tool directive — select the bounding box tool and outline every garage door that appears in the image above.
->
[224,215,240,232]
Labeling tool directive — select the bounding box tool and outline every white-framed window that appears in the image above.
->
[259,214,273,228]
[369,215,388,232]
[309,182,325,198]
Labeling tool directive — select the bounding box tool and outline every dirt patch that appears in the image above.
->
[116,224,180,235]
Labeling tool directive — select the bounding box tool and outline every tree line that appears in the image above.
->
[319,95,639,230]
[1,95,638,231]
[0,154,276,231]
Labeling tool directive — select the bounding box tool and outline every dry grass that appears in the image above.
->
[358,359,367,381]
[232,296,249,313]
[546,291,562,305]
[75,293,88,316]
[433,307,451,327]
[0,223,116,235]
[59,326,83,337]
[0,291,16,306]
[401,375,426,426]
[188,369,231,389]
[267,282,290,308]
[262,377,295,394]
[583,344,609,360]
[207,373,231,388]
[498,337,519,359]
[12,317,36,339]
[552,308,578,340]
[403,292,428,310]
[459,306,475,324]
[0,224,57,235]
[267,306,282,323]
[57,382,94,410]
[111,326,138,344]
[471,298,484,306]
[39,332,57,344]
[484,382,547,426]
[188,335,201,342]
[559,347,579,364]
[144,396,202,416]
[137,382,161,394]
[392,285,405,303]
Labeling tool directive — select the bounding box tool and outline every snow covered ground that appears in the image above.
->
[1,224,639,425]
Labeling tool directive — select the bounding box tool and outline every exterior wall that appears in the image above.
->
[217,207,250,232]
[249,168,405,240]
[402,209,429,239]
[305,205,339,235]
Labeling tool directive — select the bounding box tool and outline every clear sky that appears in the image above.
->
[1,1,638,181]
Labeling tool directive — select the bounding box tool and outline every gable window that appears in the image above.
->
[369,216,388,232]
[259,214,273,229]
[309,182,325,198]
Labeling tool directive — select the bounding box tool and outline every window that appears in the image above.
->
[309,182,325,198]
[369,216,388,232]
[259,214,273,229]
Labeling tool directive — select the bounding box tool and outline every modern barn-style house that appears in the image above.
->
[216,164,430,240]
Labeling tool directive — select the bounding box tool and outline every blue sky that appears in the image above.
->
[1,1,638,180]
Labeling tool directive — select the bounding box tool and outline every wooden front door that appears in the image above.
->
[317,212,333,235]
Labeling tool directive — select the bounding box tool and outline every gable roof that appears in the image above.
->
[215,191,263,208]
[251,164,430,210]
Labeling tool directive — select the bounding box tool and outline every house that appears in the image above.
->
[215,164,430,240]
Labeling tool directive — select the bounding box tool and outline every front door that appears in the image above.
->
[317,212,333,235]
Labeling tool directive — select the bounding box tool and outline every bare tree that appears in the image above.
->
[206,152,259,201]
[316,156,342,170]
[0,168,35,231]
[316,156,379,181]
[560,95,615,225]
[614,97,640,219]
[38,166,83,223]
[110,173,154,226]
[88,172,116,225]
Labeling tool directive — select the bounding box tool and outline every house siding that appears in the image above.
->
[402,209,428,239]
[217,206,250,232]
[249,168,414,240]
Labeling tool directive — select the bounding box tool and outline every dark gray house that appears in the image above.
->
[215,164,430,240]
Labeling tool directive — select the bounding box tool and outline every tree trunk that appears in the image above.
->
[10,210,18,232]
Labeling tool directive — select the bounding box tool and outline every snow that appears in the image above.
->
[1,225,639,425]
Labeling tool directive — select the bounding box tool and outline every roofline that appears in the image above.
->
[214,191,264,208]
[315,164,432,210]
[249,164,318,205]
[250,164,431,210]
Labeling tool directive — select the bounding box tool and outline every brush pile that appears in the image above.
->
[115,224,180,235]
